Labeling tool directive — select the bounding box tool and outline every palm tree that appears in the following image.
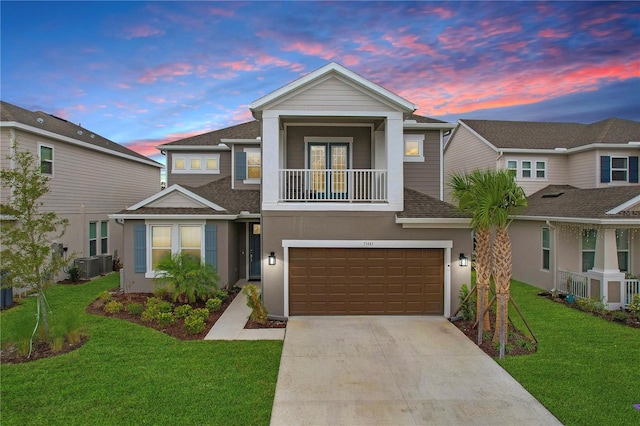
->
[449,171,492,341]
[474,170,527,357]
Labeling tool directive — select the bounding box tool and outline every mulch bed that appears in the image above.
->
[451,312,537,358]
[1,336,88,365]
[245,319,286,329]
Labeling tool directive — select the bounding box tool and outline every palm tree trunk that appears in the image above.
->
[475,227,492,339]
[492,226,512,345]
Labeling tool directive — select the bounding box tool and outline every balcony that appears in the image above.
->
[279,169,388,202]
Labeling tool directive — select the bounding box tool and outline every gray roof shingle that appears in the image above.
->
[183,176,260,214]
[462,118,640,150]
[159,121,261,147]
[522,185,640,219]
[1,100,159,164]
[398,188,470,219]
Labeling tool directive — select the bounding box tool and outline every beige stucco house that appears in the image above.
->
[444,118,640,309]
[1,100,162,279]
[112,63,474,319]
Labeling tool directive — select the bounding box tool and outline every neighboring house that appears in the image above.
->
[0,101,162,279]
[444,118,640,309]
[112,63,473,319]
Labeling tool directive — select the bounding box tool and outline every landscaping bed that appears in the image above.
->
[537,292,640,328]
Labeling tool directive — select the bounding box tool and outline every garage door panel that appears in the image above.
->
[289,248,444,315]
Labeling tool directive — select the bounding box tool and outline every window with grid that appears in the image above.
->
[89,222,97,256]
[581,229,597,272]
[616,229,629,272]
[40,145,53,175]
[542,227,550,270]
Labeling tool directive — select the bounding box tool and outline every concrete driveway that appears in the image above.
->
[270,316,561,425]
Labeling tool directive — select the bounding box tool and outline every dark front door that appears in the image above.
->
[249,223,261,280]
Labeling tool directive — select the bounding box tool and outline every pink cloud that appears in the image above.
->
[209,7,235,18]
[126,130,215,156]
[122,24,165,40]
[437,26,480,51]
[281,40,339,60]
[538,28,571,38]
[221,60,260,72]
[420,5,456,19]
[478,18,522,38]
[500,41,528,52]
[382,34,436,57]
[138,62,193,83]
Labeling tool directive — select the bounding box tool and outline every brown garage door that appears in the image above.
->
[289,248,444,315]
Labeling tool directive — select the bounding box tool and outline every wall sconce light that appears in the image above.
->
[268,252,276,266]
[459,253,468,267]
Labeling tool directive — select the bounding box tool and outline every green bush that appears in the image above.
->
[127,303,144,315]
[214,289,228,300]
[157,300,173,314]
[153,252,219,304]
[98,291,113,303]
[576,297,606,314]
[628,293,640,315]
[157,312,175,327]
[206,297,222,313]
[191,308,210,322]
[612,310,628,322]
[141,307,157,322]
[517,338,535,351]
[174,304,193,319]
[103,300,123,314]
[183,314,206,334]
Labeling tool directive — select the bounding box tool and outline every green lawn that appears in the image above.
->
[499,279,640,426]
[0,274,283,426]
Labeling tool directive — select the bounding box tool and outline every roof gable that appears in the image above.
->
[127,185,226,211]
[249,62,417,117]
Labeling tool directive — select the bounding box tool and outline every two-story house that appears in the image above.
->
[112,63,473,319]
[1,101,163,279]
[444,118,640,309]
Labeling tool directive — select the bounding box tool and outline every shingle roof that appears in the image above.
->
[120,207,221,215]
[398,188,470,219]
[406,113,448,124]
[522,185,640,219]
[184,176,260,214]
[1,100,159,164]
[462,118,640,150]
[159,121,261,147]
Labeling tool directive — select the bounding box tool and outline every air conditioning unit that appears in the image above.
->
[97,254,113,274]
[76,257,100,279]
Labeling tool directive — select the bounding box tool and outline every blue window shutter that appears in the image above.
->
[236,152,247,180]
[133,224,146,273]
[629,156,639,183]
[600,156,610,183]
[205,224,218,270]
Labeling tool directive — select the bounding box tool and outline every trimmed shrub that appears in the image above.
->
[206,297,222,313]
[628,293,640,315]
[127,302,144,315]
[184,315,206,334]
[157,312,175,327]
[214,289,228,300]
[103,300,123,314]
[242,284,267,324]
[174,304,193,319]
[612,310,629,322]
[191,308,210,322]
[98,291,113,303]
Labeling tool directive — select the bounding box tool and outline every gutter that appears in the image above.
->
[158,145,231,152]
[395,216,472,228]
[516,215,640,226]
[108,213,239,220]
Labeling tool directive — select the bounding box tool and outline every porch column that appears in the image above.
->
[588,228,625,310]
[386,112,404,210]
[262,111,280,209]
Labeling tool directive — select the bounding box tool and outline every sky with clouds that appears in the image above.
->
[2,1,639,165]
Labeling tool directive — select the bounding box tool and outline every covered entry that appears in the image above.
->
[288,247,444,315]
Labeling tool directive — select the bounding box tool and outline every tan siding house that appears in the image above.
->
[1,101,162,279]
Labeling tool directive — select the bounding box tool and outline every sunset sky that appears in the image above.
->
[2,1,639,165]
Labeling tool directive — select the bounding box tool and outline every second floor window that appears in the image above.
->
[39,144,53,175]
[601,155,639,183]
[403,134,425,162]
[505,159,546,180]
[172,154,220,174]
[611,157,628,182]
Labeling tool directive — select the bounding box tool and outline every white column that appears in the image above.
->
[262,111,280,210]
[386,112,404,210]
[588,228,625,310]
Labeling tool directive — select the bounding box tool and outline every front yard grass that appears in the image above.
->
[500,279,640,426]
[1,274,283,425]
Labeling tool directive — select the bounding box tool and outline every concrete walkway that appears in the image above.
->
[270,316,561,425]
[204,292,285,341]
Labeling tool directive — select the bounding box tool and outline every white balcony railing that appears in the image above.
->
[625,278,639,306]
[279,169,388,202]
[558,269,589,299]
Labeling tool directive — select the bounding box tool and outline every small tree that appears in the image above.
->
[1,142,68,351]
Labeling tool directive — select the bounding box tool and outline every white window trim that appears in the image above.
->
[616,229,629,272]
[100,221,109,254]
[172,154,220,174]
[403,134,425,162]
[89,221,98,256]
[144,220,206,278]
[243,147,261,184]
[611,156,629,182]
[541,227,550,271]
[505,158,547,181]
[38,143,54,177]
[581,229,597,273]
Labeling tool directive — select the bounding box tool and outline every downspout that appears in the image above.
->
[496,150,504,169]
[114,218,125,292]
[546,220,557,291]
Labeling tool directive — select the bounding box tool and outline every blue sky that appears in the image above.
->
[2,1,639,165]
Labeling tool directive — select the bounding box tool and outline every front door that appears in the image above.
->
[309,143,349,199]
[248,223,261,280]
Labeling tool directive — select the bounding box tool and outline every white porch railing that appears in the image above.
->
[558,269,589,299]
[625,279,639,306]
[279,169,388,202]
